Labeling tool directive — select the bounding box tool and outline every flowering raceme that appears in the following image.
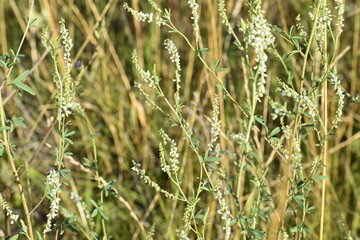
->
[0,193,19,225]
[43,170,61,235]
[244,1,274,100]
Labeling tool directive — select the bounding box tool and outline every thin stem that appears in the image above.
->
[0,94,34,239]
[319,0,328,238]
[0,1,35,237]
[4,0,34,83]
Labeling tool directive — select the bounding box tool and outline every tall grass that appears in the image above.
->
[0,0,359,239]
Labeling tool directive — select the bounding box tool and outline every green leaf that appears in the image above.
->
[199,48,209,53]
[9,235,19,240]
[19,219,27,232]
[59,169,71,180]
[289,25,295,36]
[89,199,98,208]
[250,151,260,161]
[248,229,265,237]
[269,127,281,138]
[36,231,44,240]
[16,83,36,95]
[91,208,98,218]
[12,70,29,86]
[315,175,328,180]
[12,117,27,129]
[65,131,75,137]
[215,60,221,69]
[206,163,219,169]
[273,25,283,33]
[12,70,35,96]
[302,123,316,127]
[286,50,301,57]
[205,157,221,162]
[10,49,16,57]
[293,195,304,207]
[194,209,205,221]
[230,219,238,226]
[30,18,38,25]
[243,101,251,115]
[291,37,300,50]
[215,68,227,73]
[254,115,268,132]
[99,209,109,220]
[64,137,73,144]
[0,126,11,131]
[201,185,211,192]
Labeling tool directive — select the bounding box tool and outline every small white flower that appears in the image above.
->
[334,0,345,33]
[0,193,19,225]
[245,4,274,100]
[218,0,233,34]
[131,160,176,199]
[207,95,221,151]
[176,229,190,240]
[123,3,165,26]
[43,170,62,235]
[328,72,345,128]
[187,0,200,42]
[214,181,231,240]
[159,129,180,175]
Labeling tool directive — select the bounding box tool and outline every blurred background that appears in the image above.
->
[0,0,359,239]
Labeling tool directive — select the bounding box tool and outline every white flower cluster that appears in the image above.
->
[176,229,190,240]
[208,95,221,151]
[148,0,162,13]
[334,0,345,34]
[298,93,319,119]
[310,156,320,177]
[268,96,291,120]
[328,72,344,128]
[182,200,196,231]
[131,160,176,199]
[291,137,303,170]
[295,14,307,38]
[318,6,332,27]
[0,193,19,224]
[132,50,157,88]
[282,124,292,140]
[123,3,165,26]
[218,0,233,34]
[164,39,181,84]
[58,19,80,119]
[233,132,252,154]
[70,191,82,203]
[245,3,275,100]
[43,170,61,235]
[188,0,200,43]
[274,106,290,121]
[214,181,231,240]
[164,39,182,108]
[159,142,171,175]
[159,129,180,174]
[277,78,319,119]
[316,5,332,48]
[60,19,73,72]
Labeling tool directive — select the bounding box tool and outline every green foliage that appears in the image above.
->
[0,0,359,239]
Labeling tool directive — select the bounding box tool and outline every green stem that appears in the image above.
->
[0,93,34,239]
[3,0,34,83]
